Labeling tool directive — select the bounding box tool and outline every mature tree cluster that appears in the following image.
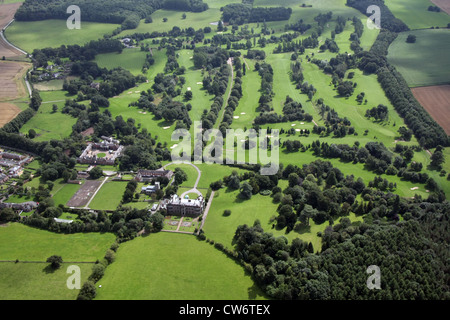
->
[221,3,292,25]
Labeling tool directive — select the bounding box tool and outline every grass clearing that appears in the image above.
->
[94,232,267,300]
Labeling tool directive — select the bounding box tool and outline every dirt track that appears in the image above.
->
[412,85,450,135]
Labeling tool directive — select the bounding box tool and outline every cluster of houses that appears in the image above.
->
[77,136,124,166]
[0,149,33,185]
[34,63,71,82]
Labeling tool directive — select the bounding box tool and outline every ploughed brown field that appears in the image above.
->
[0,3,24,57]
[0,102,21,127]
[412,85,450,135]
[0,61,30,100]
[431,0,450,15]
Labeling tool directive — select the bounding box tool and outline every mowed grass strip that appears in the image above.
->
[95,232,267,300]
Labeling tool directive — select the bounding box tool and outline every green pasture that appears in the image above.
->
[387,29,450,87]
[384,0,450,30]
[0,222,115,261]
[94,232,267,300]
[5,20,120,53]
[0,262,92,300]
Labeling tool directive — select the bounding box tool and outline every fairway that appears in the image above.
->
[387,29,450,87]
[95,232,267,300]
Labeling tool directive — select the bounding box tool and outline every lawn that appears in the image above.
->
[384,0,450,30]
[387,29,450,87]
[88,181,128,211]
[94,232,267,300]
[5,20,120,53]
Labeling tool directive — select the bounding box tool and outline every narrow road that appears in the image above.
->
[163,161,202,198]
[197,190,215,235]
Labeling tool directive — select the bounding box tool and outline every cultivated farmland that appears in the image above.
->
[412,85,450,135]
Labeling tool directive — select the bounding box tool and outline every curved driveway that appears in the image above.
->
[163,161,202,198]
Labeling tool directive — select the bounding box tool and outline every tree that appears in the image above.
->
[227,175,241,190]
[0,207,19,222]
[28,128,37,139]
[184,90,193,101]
[174,167,188,185]
[299,204,317,226]
[430,150,445,169]
[77,281,96,300]
[182,13,187,19]
[52,104,58,113]
[89,166,104,179]
[46,255,63,270]
[146,212,165,233]
[326,171,337,187]
[406,34,416,43]
[104,249,115,264]
[239,181,253,200]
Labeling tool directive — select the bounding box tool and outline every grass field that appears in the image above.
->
[0,262,93,300]
[88,181,128,211]
[95,48,148,76]
[20,95,77,141]
[0,222,115,300]
[384,0,450,30]
[387,29,450,87]
[51,182,84,207]
[0,223,115,261]
[5,19,120,53]
[203,186,363,252]
[94,232,267,300]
